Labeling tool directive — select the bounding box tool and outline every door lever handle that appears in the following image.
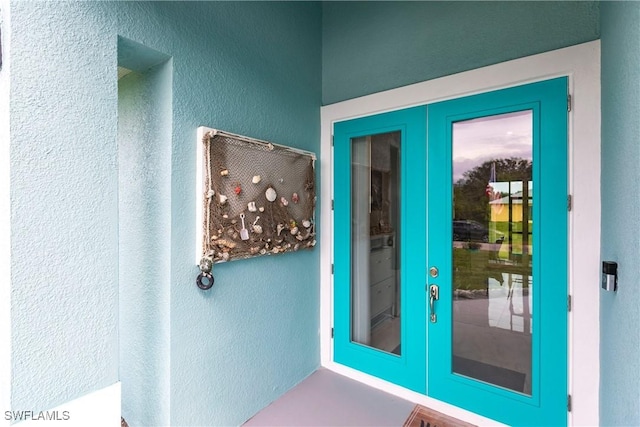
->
[429,284,439,323]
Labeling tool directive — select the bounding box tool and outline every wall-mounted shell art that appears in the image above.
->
[196,127,316,266]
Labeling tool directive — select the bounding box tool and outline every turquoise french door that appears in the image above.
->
[427,78,568,426]
[333,106,427,393]
[333,77,568,426]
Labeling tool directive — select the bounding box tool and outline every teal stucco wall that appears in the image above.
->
[322,1,600,104]
[600,2,640,425]
[8,2,321,426]
[118,50,173,426]
[10,1,120,416]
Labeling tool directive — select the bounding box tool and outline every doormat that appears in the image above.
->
[403,405,477,427]
[453,356,526,393]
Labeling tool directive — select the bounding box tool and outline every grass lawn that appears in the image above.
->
[490,221,532,257]
[453,247,531,291]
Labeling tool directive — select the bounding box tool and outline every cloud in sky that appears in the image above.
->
[452,110,532,182]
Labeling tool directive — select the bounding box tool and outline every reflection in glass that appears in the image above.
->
[451,111,533,395]
[351,132,401,355]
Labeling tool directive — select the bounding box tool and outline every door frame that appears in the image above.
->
[320,41,600,426]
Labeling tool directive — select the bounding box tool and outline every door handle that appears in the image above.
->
[429,284,439,323]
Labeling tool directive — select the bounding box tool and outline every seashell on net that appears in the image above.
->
[265,187,277,202]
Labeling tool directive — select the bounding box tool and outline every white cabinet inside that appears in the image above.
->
[369,241,397,324]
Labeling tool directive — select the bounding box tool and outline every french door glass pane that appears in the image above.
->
[351,131,401,355]
[451,111,533,395]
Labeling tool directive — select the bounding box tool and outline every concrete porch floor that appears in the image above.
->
[243,368,415,426]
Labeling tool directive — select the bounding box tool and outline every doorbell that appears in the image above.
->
[602,261,618,292]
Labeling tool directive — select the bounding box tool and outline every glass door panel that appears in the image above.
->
[451,111,533,395]
[351,132,401,355]
[333,106,426,393]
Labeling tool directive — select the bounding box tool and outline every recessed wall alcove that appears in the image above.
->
[117,36,172,427]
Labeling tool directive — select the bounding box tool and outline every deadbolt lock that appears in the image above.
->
[429,266,439,278]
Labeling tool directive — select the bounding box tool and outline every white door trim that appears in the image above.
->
[320,40,600,426]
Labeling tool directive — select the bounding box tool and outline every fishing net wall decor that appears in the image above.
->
[198,128,316,264]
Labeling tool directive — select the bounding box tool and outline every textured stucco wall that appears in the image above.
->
[8,1,321,426]
[322,1,600,104]
[1,2,12,422]
[9,1,119,413]
[600,2,640,425]
[118,58,172,427]
[119,4,323,424]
